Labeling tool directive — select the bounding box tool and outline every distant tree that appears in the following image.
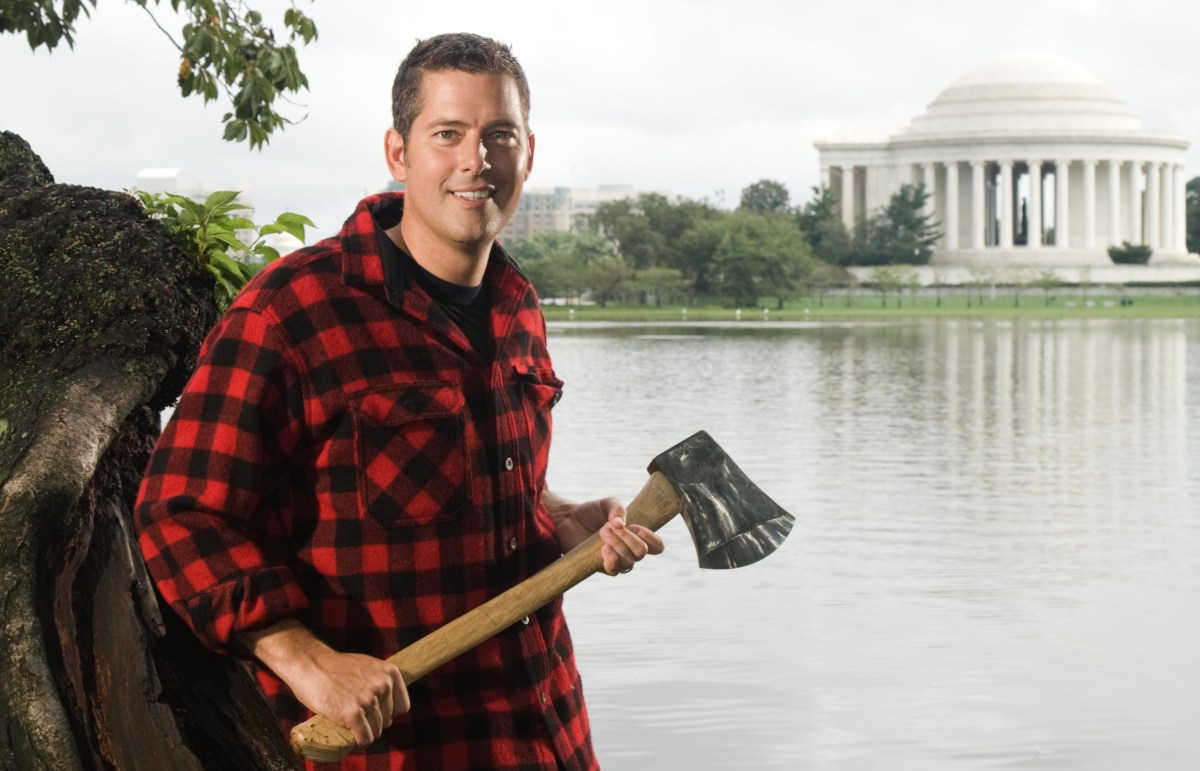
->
[1078,267,1094,302]
[1185,176,1199,253]
[509,230,613,301]
[845,184,941,266]
[585,256,633,307]
[675,216,726,296]
[930,266,950,308]
[738,179,791,216]
[1009,269,1031,308]
[868,264,920,307]
[901,267,922,308]
[794,186,852,264]
[869,265,906,307]
[711,211,816,308]
[1,0,319,148]
[630,267,689,306]
[965,265,995,308]
[591,193,719,273]
[591,197,668,269]
[1030,270,1062,306]
[808,260,852,308]
[592,195,722,296]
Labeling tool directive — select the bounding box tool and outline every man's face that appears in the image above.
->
[385,69,534,258]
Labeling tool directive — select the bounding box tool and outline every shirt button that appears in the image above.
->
[522,615,530,625]
[509,536,518,552]
[539,691,548,706]
[504,457,514,471]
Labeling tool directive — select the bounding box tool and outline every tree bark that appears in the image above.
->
[0,131,297,770]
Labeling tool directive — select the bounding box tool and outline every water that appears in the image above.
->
[543,318,1200,770]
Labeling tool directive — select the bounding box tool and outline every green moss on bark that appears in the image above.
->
[0,131,217,479]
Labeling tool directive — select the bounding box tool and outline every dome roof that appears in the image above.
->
[901,51,1143,137]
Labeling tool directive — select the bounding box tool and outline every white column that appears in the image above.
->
[945,162,959,250]
[820,165,831,191]
[1130,162,1143,245]
[1178,164,1189,253]
[841,165,856,231]
[1083,160,1097,249]
[1056,160,1071,248]
[1146,161,1160,249]
[971,161,986,249]
[922,163,937,219]
[1108,159,1122,246]
[999,160,1014,248]
[1160,163,1173,250]
[1028,160,1042,247]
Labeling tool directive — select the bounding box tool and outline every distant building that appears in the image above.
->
[133,168,307,255]
[816,52,1196,279]
[134,169,255,219]
[500,185,688,245]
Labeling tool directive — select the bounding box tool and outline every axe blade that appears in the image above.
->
[648,431,795,570]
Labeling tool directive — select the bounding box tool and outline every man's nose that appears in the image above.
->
[460,139,490,174]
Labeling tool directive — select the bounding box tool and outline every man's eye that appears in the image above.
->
[491,130,516,144]
[438,130,457,140]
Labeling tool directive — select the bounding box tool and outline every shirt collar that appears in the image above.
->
[337,191,532,312]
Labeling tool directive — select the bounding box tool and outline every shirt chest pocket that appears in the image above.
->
[351,381,472,528]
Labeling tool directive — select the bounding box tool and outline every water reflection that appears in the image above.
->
[544,319,1200,770]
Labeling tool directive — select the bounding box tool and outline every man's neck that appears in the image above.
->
[385,221,490,287]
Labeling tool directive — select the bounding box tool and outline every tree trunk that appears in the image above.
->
[0,131,296,770]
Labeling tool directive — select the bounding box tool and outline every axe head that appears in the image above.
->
[648,431,794,569]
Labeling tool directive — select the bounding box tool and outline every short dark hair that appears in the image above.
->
[391,33,531,141]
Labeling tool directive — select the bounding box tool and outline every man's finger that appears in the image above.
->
[379,681,394,730]
[629,524,665,554]
[346,704,376,747]
[391,667,411,717]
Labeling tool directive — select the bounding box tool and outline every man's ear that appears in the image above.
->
[384,127,407,184]
[525,132,536,181]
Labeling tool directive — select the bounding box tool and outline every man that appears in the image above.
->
[134,32,662,770]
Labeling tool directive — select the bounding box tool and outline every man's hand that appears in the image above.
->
[543,490,665,575]
[239,619,409,747]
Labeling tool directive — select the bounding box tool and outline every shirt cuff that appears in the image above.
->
[182,566,309,657]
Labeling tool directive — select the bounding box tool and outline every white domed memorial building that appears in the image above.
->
[816,52,1197,282]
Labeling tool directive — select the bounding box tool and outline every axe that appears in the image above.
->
[291,431,794,761]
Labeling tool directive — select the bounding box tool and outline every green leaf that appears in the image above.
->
[276,212,316,227]
[227,217,256,230]
[275,221,308,242]
[248,122,268,150]
[257,245,281,263]
[204,263,240,299]
[210,231,252,253]
[203,189,241,211]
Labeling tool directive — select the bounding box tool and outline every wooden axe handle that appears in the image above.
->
[290,470,681,762]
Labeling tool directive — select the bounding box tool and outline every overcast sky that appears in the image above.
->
[2,0,1198,239]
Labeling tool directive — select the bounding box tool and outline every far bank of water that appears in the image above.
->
[540,289,1200,323]
[546,317,1200,770]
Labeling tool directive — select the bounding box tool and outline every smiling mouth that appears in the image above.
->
[453,189,493,201]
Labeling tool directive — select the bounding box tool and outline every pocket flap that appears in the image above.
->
[514,367,564,407]
[354,381,464,425]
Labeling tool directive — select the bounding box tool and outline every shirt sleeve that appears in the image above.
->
[134,304,309,655]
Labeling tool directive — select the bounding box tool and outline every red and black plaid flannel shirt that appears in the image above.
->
[134,193,598,770]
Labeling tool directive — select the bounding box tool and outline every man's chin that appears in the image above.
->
[452,215,506,247]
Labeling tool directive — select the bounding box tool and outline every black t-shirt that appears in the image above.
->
[378,230,490,356]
